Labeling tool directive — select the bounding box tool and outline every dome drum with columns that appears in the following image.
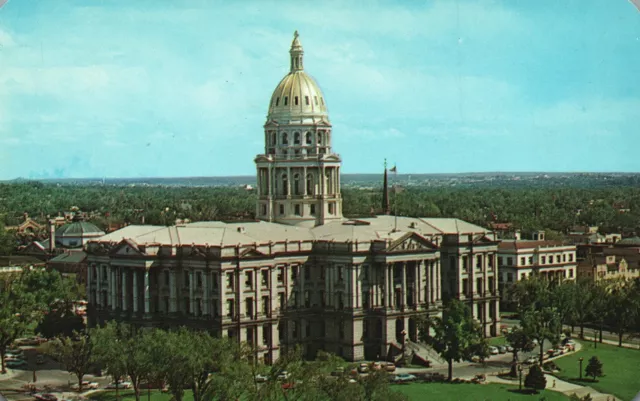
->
[255,31,343,227]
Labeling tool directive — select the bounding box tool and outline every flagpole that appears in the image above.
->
[393,164,398,232]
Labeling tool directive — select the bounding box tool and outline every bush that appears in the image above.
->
[524,364,547,393]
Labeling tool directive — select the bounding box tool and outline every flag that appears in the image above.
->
[389,165,397,173]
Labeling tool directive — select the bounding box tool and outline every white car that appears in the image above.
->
[71,381,99,391]
[488,346,499,355]
[106,381,132,389]
[524,356,538,365]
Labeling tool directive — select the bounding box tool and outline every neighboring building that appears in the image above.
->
[47,250,88,285]
[577,255,640,281]
[85,32,501,363]
[53,216,105,248]
[497,240,577,301]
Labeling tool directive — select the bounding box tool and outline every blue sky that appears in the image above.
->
[1,0,639,179]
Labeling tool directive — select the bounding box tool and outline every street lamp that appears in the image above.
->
[518,364,523,391]
[579,357,584,380]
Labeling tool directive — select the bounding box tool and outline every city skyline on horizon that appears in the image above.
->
[1,1,640,180]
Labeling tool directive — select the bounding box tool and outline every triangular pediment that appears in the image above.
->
[386,232,439,253]
[111,239,145,256]
[239,246,266,258]
[322,154,341,162]
[472,234,495,244]
[264,120,279,127]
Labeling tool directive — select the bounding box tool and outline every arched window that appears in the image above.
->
[271,132,276,146]
[306,174,314,196]
[317,132,323,145]
[275,97,280,106]
[293,174,301,195]
[282,133,288,145]
[305,132,312,145]
[294,132,301,145]
[282,174,288,196]
[326,170,332,194]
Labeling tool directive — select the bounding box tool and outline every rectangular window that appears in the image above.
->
[462,256,469,272]
[338,266,344,281]
[508,273,514,282]
[488,255,494,268]
[294,204,301,216]
[284,96,288,106]
[261,270,269,286]
[488,277,494,293]
[569,269,574,278]
[277,267,284,283]
[226,272,234,290]
[569,254,574,262]
[320,266,325,280]
[292,321,298,339]
[556,255,561,263]
[508,257,513,266]
[476,255,482,268]
[262,296,269,314]
[363,265,369,281]
[227,299,235,318]
[528,257,533,264]
[279,205,285,215]
[362,292,370,309]
[462,278,469,296]
[310,204,315,216]
[520,273,526,280]
[246,297,253,318]
[304,290,310,308]
[320,290,326,307]
[245,271,253,288]
[279,292,285,310]
[562,254,566,262]
[520,257,525,266]
[291,266,298,281]
[541,256,546,264]
[212,273,218,290]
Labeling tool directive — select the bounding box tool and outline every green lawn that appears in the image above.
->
[488,336,507,346]
[89,383,571,401]
[395,383,570,400]
[553,341,640,401]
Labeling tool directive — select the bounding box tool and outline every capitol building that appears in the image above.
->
[86,32,501,363]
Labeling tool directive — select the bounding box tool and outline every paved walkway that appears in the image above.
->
[581,335,640,350]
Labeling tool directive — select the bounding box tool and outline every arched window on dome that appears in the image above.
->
[294,96,299,106]
[305,132,312,145]
[317,132,323,145]
[271,132,276,146]
[282,174,288,196]
[284,97,288,106]
[282,133,288,146]
[314,96,318,105]
[306,174,314,196]
[294,132,301,145]
[321,97,324,105]
[276,97,280,107]
[305,96,310,106]
[293,174,301,196]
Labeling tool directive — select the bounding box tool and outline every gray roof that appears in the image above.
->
[56,221,105,237]
[93,216,491,247]
[49,250,87,264]
[616,236,640,246]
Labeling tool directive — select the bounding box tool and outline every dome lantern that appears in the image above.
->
[290,30,304,72]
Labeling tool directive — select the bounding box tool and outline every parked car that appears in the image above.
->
[497,346,507,354]
[524,356,538,365]
[488,346,499,355]
[106,381,132,389]
[6,359,27,368]
[71,381,99,391]
[506,345,514,352]
[33,393,57,401]
[254,374,268,383]
[383,362,396,372]
[276,371,290,381]
[392,374,417,383]
[357,363,369,373]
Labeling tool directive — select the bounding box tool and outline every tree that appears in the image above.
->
[605,278,638,347]
[418,299,487,381]
[36,309,85,339]
[585,356,604,382]
[505,325,535,371]
[521,306,561,365]
[524,364,547,393]
[45,332,93,392]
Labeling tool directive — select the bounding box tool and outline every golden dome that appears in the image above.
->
[267,31,329,123]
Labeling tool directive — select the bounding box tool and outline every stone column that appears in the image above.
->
[388,264,394,309]
[255,269,261,316]
[144,270,151,315]
[383,264,389,307]
[189,270,195,316]
[426,261,432,304]
[436,259,441,301]
[110,267,117,311]
[133,270,139,313]
[302,166,307,196]
[169,270,177,313]
[401,263,407,308]
[96,266,102,307]
[286,167,291,196]
[121,269,128,312]
[203,270,210,316]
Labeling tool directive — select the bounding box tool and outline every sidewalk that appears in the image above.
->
[485,374,622,401]
[581,335,640,350]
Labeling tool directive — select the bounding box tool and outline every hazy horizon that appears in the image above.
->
[1,1,639,180]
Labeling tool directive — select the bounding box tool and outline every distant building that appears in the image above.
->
[577,255,640,281]
[497,240,577,306]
